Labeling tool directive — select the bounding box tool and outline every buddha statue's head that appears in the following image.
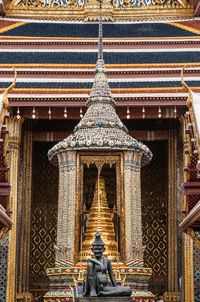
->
[91,232,105,259]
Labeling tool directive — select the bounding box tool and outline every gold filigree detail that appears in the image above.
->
[181,68,193,108]
[81,155,119,173]
[184,233,194,302]
[0,68,17,138]
[168,130,179,293]
[17,131,33,298]
[0,226,9,242]
[5,0,194,21]
[6,117,23,302]
[186,227,200,249]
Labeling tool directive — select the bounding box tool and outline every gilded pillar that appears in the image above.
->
[16,131,33,301]
[184,233,194,302]
[6,116,23,302]
[164,128,181,302]
[124,151,145,265]
[55,151,76,264]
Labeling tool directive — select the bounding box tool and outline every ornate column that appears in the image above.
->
[124,150,145,265]
[164,128,181,302]
[16,131,33,301]
[55,151,76,264]
[184,233,194,302]
[6,116,23,302]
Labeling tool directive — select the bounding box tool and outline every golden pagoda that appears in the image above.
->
[79,176,120,261]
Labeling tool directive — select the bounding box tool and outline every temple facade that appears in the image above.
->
[0,1,200,302]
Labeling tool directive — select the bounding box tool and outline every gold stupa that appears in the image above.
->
[79,176,120,261]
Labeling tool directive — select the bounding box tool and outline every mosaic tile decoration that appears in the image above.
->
[0,236,9,302]
[194,231,200,302]
[141,141,168,295]
[30,142,58,294]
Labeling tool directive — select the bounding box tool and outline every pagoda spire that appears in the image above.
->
[87,0,113,103]
[98,0,103,60]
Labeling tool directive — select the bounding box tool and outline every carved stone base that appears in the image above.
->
[44,265,155,302]
[77,298,133,302]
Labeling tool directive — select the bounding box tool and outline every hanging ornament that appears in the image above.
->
[16,107,21,119]
[64,107,67,118]
[32,107,36,119]
[80,107,83,118]
[158,107,161,119]
[126,106,130,119]
[48,107,52,120]
[142,106,145,119]
[174,106,177,119]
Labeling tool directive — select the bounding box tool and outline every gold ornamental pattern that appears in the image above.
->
[141,141,167,294]
[30,142,58,290]
[5,0,194,20]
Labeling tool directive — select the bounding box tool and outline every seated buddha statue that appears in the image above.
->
[85,232,132,297]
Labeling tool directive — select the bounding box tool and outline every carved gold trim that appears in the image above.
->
[80,155,120,172]
[6,116,23,302]
[0,86,197,94]
[17,131,33,298]
[168,129,179,293]
[5,0,194,21]
[0,226,9,242]
[184,233,194,302]
[120,152,125,264]
[169,22,200,35]
[181,68,193,108]
[0,63,198,68]
[0,68,17,138]
[74,152,80,264]
[186,227,200,250]
[0,22,26,33]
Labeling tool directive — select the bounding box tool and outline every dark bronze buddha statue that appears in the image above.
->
[85,232,132,297]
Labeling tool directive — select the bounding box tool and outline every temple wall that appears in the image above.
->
[194,232,200,302]
[0,236,9,301]
[30,142,58,298]
[141,141,168,295]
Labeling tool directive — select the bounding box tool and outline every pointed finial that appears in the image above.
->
[181,67,193,107]
[98,0,103,60]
